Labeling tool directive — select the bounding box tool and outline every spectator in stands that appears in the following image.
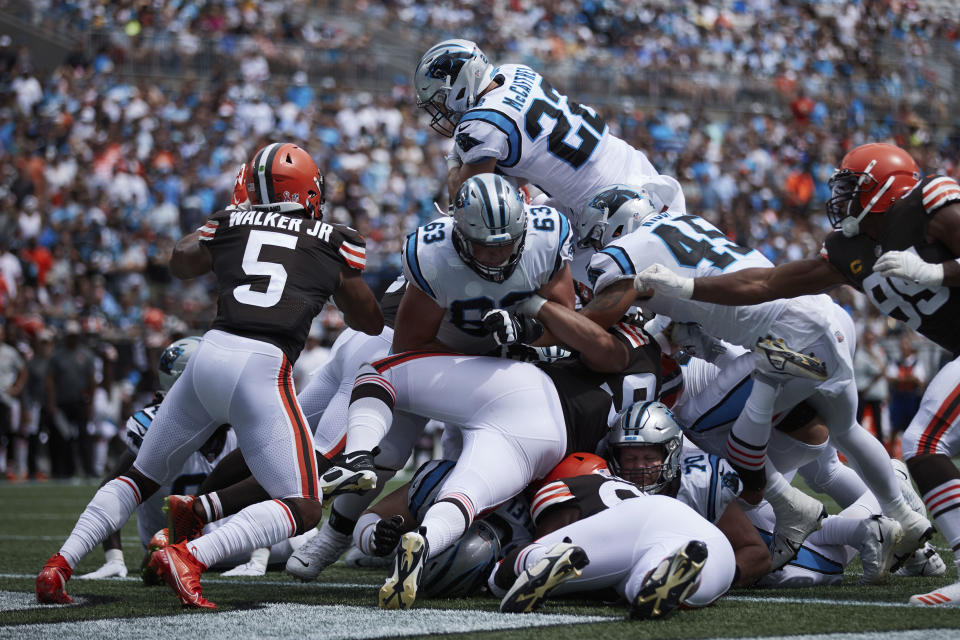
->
[44,320,96,479]
[854,329,889,445]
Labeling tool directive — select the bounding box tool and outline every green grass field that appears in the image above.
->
[1,480,960,639]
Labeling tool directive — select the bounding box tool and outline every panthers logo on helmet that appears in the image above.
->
[158,346,184,376]
[589,186,646,214]
[427,51,473,81]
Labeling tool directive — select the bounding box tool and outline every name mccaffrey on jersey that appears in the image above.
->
[227,208,335,241]
[502,66,538,110]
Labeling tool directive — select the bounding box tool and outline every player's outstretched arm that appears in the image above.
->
[333,267,384,336]
[170,230,212,279]
[690,258,847,305]
[536,300,629,373]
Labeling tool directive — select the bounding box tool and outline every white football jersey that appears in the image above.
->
[674,442,742,525]
[402,205,572,354]
[589,211,791,349]
[124,398,238,546]
[452,64,681,214]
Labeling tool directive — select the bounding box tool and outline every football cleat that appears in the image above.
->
[500,541,589,613]
[286,525,352,582]
[630,540,707,620]
[753,337,827,382]
[910,581,960,606]
[891,509,935,572]
[163,495,205,545]
[149,541,215,609]
[379,528,429,610]
[141,528,169,586]
[895,542,947,578]
[856,515,903,585]
[321,450,378,501]
[768,486,827,571]
[36,553,73,604]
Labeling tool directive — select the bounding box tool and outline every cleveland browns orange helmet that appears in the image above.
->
[242,142,325,219]
[827,142,921,237]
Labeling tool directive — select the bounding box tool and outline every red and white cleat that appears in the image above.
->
[149,541,215,609]
[910,581,960,607]
[36,553,73,604]
[163,495,205,544]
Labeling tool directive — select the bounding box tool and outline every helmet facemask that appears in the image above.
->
[415,40,493,138]
[826,163,882,237]
[452,225,526,283]
[605,401,683,494]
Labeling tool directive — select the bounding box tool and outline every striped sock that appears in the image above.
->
[188,499,297,568]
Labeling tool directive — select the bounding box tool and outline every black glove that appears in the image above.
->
[482,309,544,346]
[372,514,405,556]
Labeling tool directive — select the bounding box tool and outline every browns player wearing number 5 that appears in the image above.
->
[36,143,383,608]
[635,142,960,605]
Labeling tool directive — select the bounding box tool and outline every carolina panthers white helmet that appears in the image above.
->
[414,39,495,137]
[577,185,657,249]
[452,173,527,283]
[606,400,683,494]
[157,336,202,392]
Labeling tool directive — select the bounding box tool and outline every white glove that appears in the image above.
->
[78,549,127,579]
[874,250,944,287]
[634,264,694,299]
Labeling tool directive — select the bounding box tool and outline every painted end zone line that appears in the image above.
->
[726,595,920,609]
[0,574,928,609]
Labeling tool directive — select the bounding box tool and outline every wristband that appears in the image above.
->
[516,294,548,318]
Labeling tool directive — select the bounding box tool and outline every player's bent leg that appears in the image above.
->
[37,468,159,604]
[810,386,933,563]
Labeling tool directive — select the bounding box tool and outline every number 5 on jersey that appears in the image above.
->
[234,230,298,308]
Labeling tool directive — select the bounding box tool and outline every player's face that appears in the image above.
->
[618,444,665,472]
[470,242,515,267]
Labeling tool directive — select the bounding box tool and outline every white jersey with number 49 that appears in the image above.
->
[589,211,794,349]
[402,205,572,355]
[452,64,682,214]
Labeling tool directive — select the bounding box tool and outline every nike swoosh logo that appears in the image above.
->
[291,556,310,568]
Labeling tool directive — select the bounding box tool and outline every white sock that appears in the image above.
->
[188,499,297,568]
[514,543,549,575]
[355,511,383,555]
[421,500,468,558]
[831,424,900,508]
[798,450,870,509]
[726,378,777,471]
[59,477,141,568]
[810,515,862,547]
[345,396,392,454]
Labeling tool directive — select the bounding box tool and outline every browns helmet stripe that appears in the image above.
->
[253,142,282,205]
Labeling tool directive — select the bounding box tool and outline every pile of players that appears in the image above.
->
[35,39,960,617]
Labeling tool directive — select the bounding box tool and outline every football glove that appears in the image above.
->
[482,309,544,346]
[874,250,944,287]
[634,264,694,299]
[372,515,405,556]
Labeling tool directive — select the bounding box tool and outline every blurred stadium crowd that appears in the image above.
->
[0,0,958,479]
